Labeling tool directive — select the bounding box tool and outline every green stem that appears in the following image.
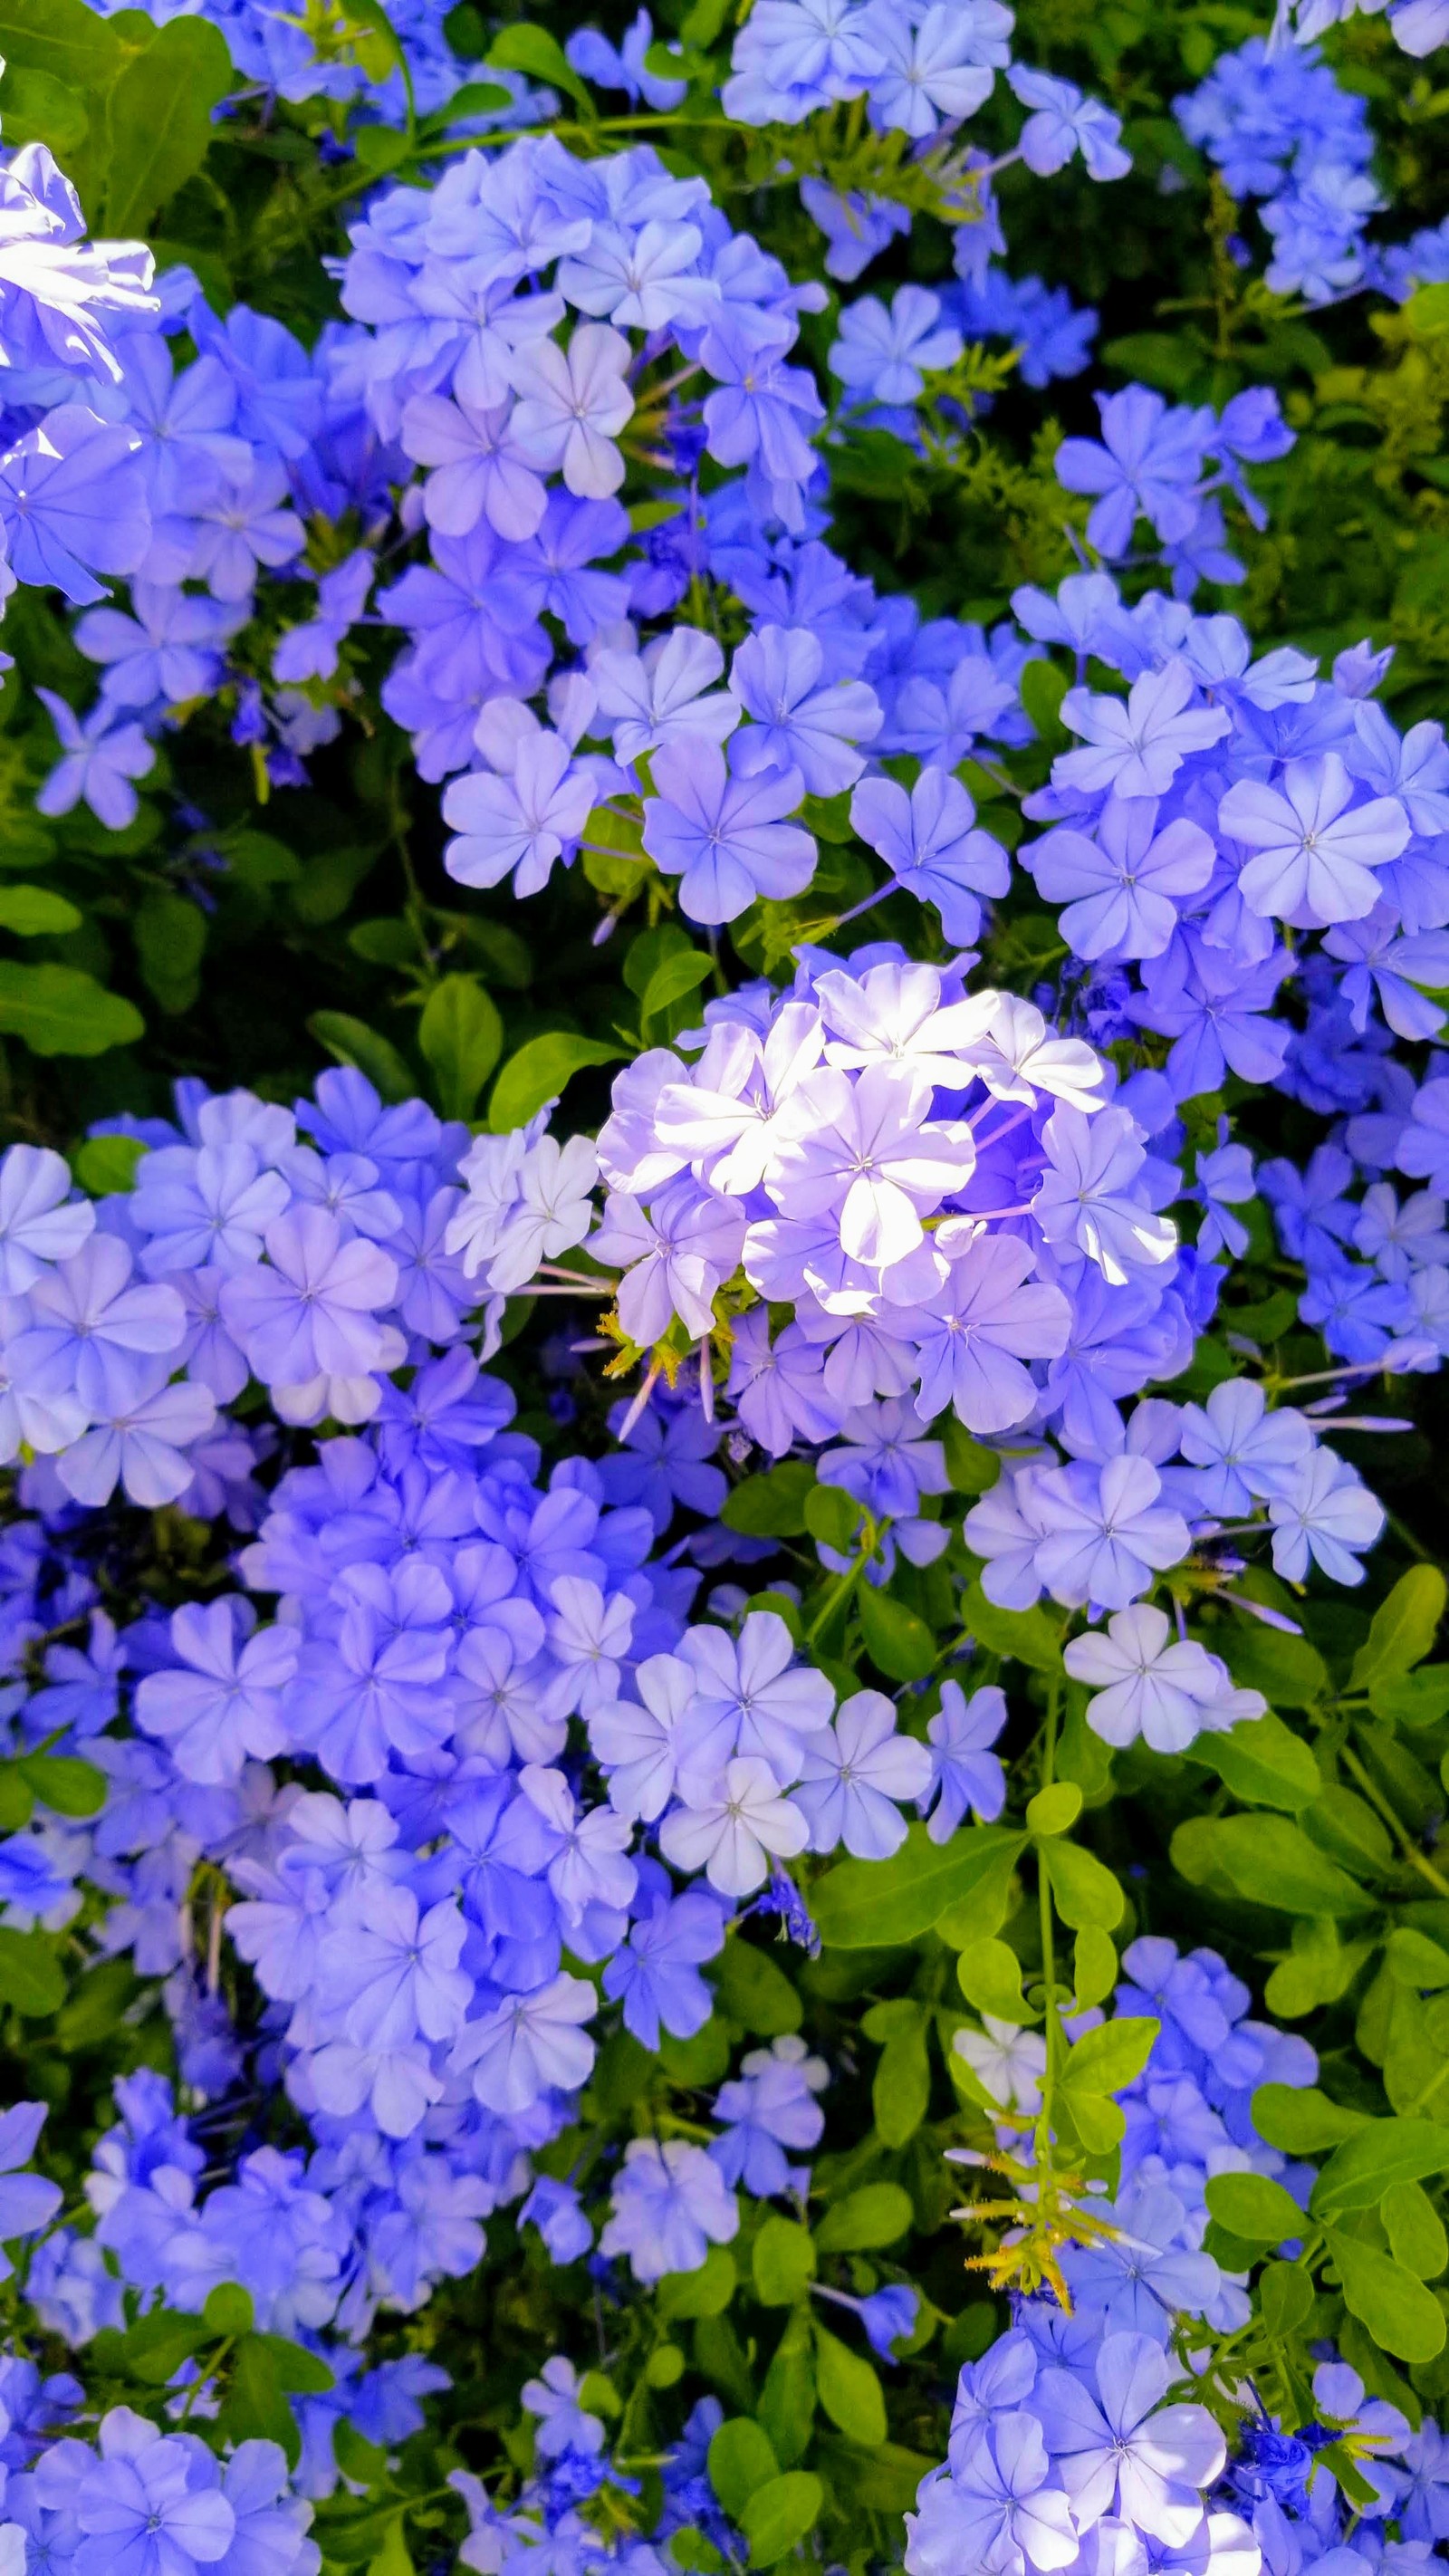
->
[804,1519,882,1647]
[1340,1740,1449,1900]
[1033,1685,1062,2164]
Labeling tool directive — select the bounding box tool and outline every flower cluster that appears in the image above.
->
[1002,569,1449,1401]
[1050,389,1295,597]
[1176,37,1380,303]
[79,0,535,117]
[916,1940,1434,2576]
[449,947,1389,1626]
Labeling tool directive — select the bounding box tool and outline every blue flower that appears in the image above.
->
[0,2102,62,2273]
[641,736,816,924]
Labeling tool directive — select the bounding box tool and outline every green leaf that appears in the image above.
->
[456,917,533,990]
[203,2283,255,2337]
[821,2439,939,2514]
[1060,2016,1159,2095]
[485,22,594,111]
[813,2327,886,2447]
[488,1032,624,1133]
[707,2419,780,2520]
[1190,1713,1321,1812]
[312,2507,405,2564]
[935,1836,1025,1949]
[1073,1927,1118,2008]
[1026,1783,1082,1837]
[1383,2177,1449,2279]
[753,2216,815,2307]
[1204,2172,1306,2244]
[1302,1783,1393,1877]
[18,1753,105,1817]
[0,883,80,934]
[1019,658,1070,747]
[804,1482,862,1554]
[801,791,851,844]
[72,1134,145,1196]
[657,2246,736,2320]
[872,2013,931,2148]
[1312,2118,1449,2215]
[1387,1927,1449,1990]
[0,61,89,156]
[857,1583,935,1682]
[623,923,690,997]
[640,948,713,1023]
[364,2517,413,2576]
[943,1419,1003,1495]
[1252,2084,1370,2152]
[417,974,504,1120]
[417,75,510,124]
[1259,2260,1314,2336]
[120,2308,206,2384]
[1371,1667,1449,1728]
[101,15,233,233]
[252,2331,335,2393]
[134,887,206,1014]
[814,2184,913,2253]
[1219,1621,1329,1711]
[54,1956,134,2051]
[962,1580,1062,1672]
[220,830,301,889]
[713,1938,802,2036]
[1170,1813,1368,1915]
[291,844,383,928]
[1407,281,1449,336]
[667,2533,724,2575]
[1061,2089,1127,2155]
[1099,331,1204,392]
[218,2336,325,2466]
[741,2471,823,2567]
[758,2312,814,2468]
[1327,2230,1448,2363]
[350,124,410,173]
[0,961,142,1056]
[721,1462,813,1537]
[0,0,128,94]
[308,1011,415,1104]
[956,1937,1036,2023]
[0,1766,33,1830]
[331,2423,391,2491]
[334,0,415,115]
[1041,1838,1125,1931]
[1351,1567,1446,1689]
[811,1821,1026,1949]
[0,1926,63,2016]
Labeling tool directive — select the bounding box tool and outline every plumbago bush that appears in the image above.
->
[7,3,1449,2576]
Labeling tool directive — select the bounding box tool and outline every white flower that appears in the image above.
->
[450,1972,597,2112]
[509,322,635,497]
[1064,1604,1245,1754]
[658,1754,809,1897]
[953,2016,1048,2116]
[793,1688,933,1858]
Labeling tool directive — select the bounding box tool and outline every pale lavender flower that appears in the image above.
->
[642,736,816,925]
[442,733,595,898]
[1057,663,1230,801]
[600,2139,738,2283]
[35,687,154,830]
[1219,755,1410,928]
[922,1680,1007,1841]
